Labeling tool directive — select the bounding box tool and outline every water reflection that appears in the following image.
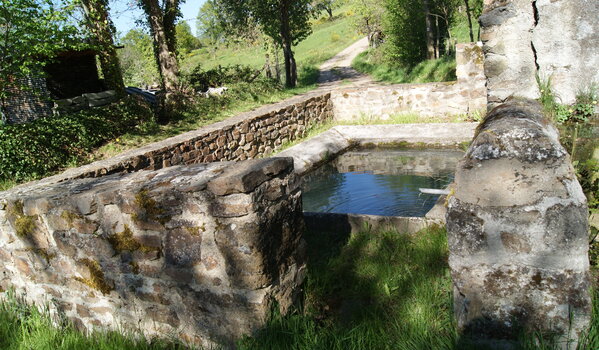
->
[302,148,462,217]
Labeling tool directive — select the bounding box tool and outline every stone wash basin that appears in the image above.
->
[275,124,477,234]
[302,147,463,217]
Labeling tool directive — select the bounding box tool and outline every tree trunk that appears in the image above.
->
[80,0,125,97]
[464,0,474,42]
[326,6,333,19]
[422,0,435,60]
[163,0,180,53]
[140,0,180,94]
[280,2,296,88]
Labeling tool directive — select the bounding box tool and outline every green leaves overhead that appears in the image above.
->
[0,0,83,101]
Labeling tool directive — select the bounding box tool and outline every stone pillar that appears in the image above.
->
[446,99,591,346]
[481,0,599,108]
[456,42,487,114]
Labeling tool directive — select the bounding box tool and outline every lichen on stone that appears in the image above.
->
[61,210,80,226]
[185,224,206,236]
[74,259,113,295]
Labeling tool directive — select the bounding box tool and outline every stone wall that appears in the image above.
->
[20,91,332,190]
[0,158,305,348]
[481,0,599,107]
[446,99,590,345]
[1,76,53,124]
[331,43,487,120]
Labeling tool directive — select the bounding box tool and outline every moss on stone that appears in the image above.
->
[14,216,37,238]
[129,261,140,274]
[26,248,56,263]
[61,210,80,226]
[107,224,160,254]
[7,200,38,238]
[132,189,169,225]
[75,259,113,295]
[185,225,205,237]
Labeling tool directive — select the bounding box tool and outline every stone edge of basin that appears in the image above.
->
[303,212,443,236]
[277,123,476,225]
[275,123,477,176]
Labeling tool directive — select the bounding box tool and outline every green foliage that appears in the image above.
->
[118,29,160,87]
[384,0,459,67]
[216,0,313,47]
[0,97,154,182]
[352,49,456,83]
[346,0,385,36]
[186,65,259,92]
[196,0,223,44]
[0,0,82,118]
[175,21,202,57]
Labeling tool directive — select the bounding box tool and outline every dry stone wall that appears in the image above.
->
[25,91,332,189]
[446,99,591,345]
[331,43,486,120]
[481,0,599,107]
[0,158,306,348]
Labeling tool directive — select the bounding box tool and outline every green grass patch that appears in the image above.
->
[352,50,457,84]
[239,226,457,349]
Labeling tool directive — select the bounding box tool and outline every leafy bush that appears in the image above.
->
[0,97,154,183]
[186,64,259,92]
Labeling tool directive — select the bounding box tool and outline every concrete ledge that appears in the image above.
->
[276,123,477,175]
[304,212,441,236]
[334,123,477,146]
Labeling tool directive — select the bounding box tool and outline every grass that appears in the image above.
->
[0,290,191,350]
[352,51,457,84]
[1,226,598,349]
[181,6,358,74]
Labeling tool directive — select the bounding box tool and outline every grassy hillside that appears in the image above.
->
[181,6,360,74]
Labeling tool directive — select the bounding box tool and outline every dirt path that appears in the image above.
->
[317,37,372,87]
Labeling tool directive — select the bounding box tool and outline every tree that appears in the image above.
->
[0,0,81,120]
[138,0,182,123]
[196,0,222,45]
[215,0,313,88]
[346,0,385,47]
[384,0,457,66]
[312,0,336,19]
[175,21,201,57]
[79,0,126,96]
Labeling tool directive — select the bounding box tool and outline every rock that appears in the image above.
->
[446,99,591,346]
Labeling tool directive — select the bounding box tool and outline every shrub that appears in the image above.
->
[0,97,154,183]
[186,64,259,92]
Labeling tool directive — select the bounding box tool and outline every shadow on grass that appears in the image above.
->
[239,225,459,349]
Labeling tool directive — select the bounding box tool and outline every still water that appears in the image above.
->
[302,148,463,217]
